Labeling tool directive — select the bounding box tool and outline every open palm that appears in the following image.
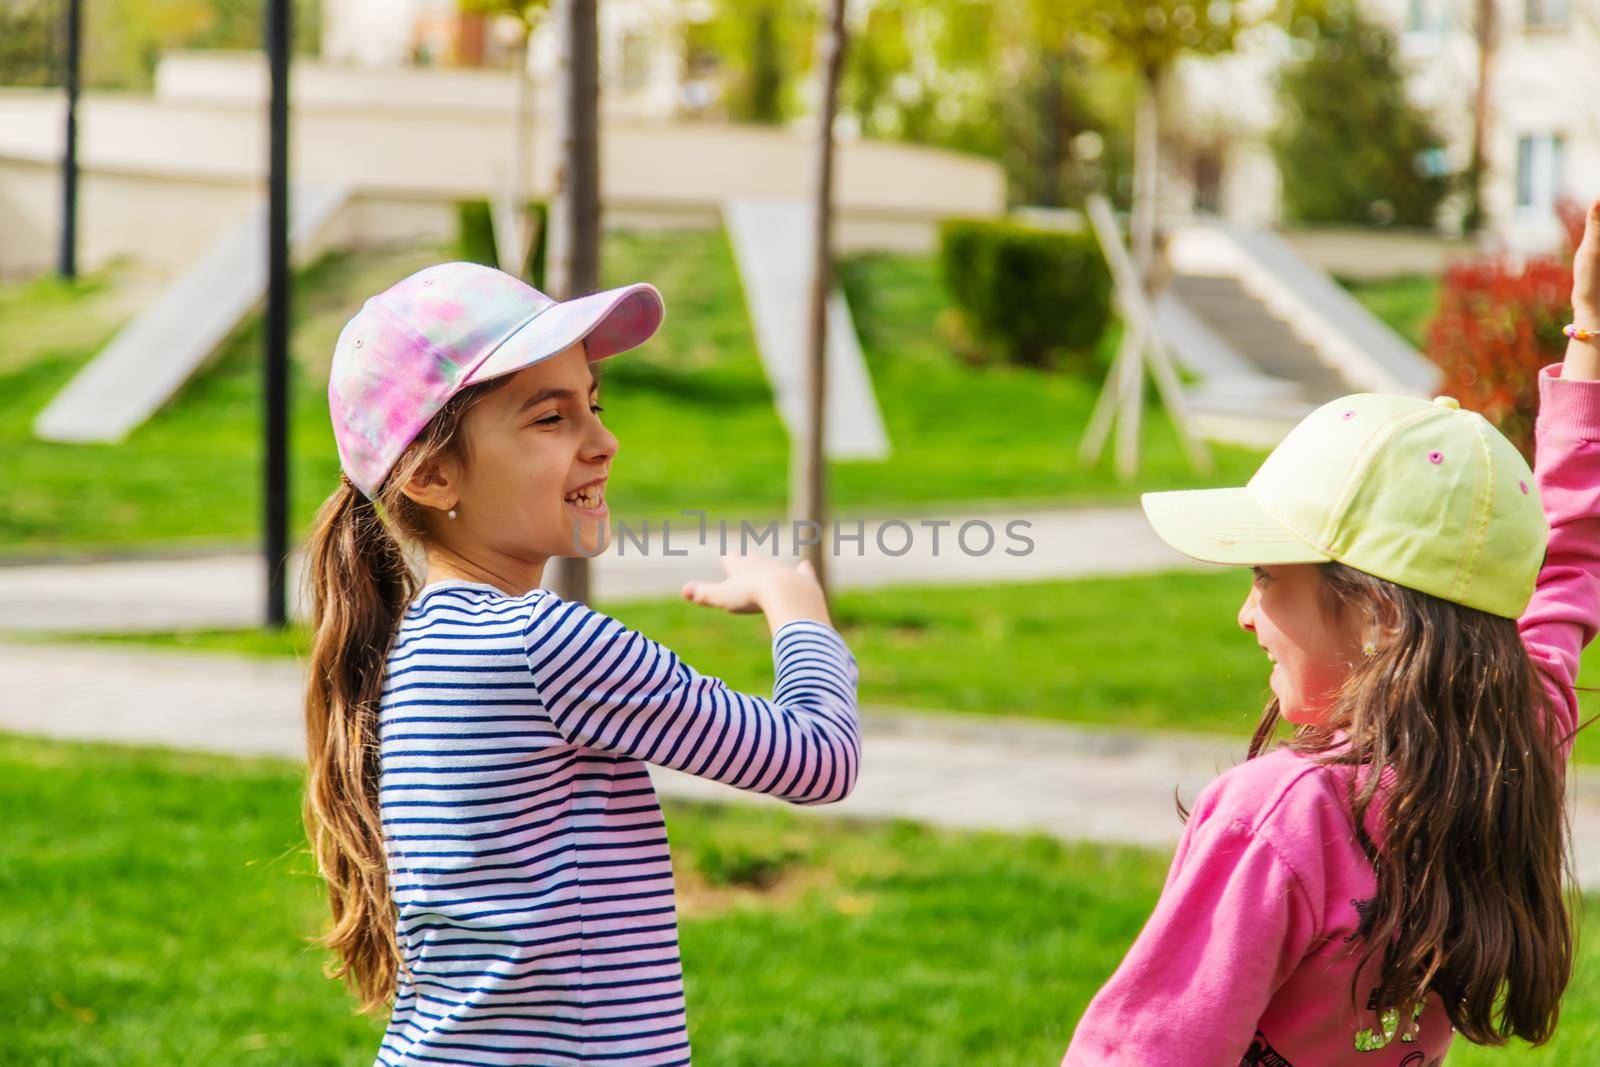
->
[1577,199,1600,324]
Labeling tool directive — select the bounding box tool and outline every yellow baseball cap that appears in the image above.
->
[1141,393,1548,618]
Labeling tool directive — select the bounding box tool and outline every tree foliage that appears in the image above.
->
[0,0,58,87]
[1055,0,1262,77]
[839,0,1133,207]
[0,0,321,91]
[1271,3,1449,227]
[700,0,815,124]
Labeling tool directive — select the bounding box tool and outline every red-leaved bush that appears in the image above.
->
[1426,202,1586,457]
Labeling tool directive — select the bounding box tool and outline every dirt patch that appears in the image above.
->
[674,860,855,920]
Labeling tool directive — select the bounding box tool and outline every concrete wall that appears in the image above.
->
[0,56,1004,278]
[1280,226,1474,281]
[0,155,257,276]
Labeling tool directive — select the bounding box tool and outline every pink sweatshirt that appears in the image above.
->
[1064,363,1600,1067]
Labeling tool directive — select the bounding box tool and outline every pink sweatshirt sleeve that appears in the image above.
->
[1520,363,1600,757]
[1062,810,1321,1066]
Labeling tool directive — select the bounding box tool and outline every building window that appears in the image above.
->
[1525,0,1569,28]
[1515,134,1566,214]
[620,31,651,93]
[1406,0,1451,33]
[1191,147,1223,215]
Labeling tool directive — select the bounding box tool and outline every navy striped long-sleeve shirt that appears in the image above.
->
[372,579,861,1066]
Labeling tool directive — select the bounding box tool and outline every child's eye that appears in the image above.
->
[532,414,562,427]
[591,403,605,414]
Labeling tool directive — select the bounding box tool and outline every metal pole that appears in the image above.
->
[265,0,291,627]
[58,0,81,280]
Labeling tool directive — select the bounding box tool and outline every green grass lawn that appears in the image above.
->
[0,230,1264,558]
[1340,273,1442,349]
[44,568,1600,765]
[0,731,1594,1065]
[0,732,1159,1065]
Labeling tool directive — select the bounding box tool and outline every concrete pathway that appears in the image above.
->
[0,504,1209,634]
[8,638,1600,888]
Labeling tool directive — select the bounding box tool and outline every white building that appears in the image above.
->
[321,0,725,120]
[1173,0,1599,248]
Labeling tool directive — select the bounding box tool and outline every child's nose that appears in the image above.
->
[586,420,619,464]
[1238,587,1258,633]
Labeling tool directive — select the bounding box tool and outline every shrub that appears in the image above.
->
[937,218,1112,372]
[1425,203,1586,457]
[455,199,548,290]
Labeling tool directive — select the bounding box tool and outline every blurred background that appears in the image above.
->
[0,1,1597,1063]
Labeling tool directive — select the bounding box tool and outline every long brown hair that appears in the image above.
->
[300,377,508,1012]
[1246,561,1574,1046]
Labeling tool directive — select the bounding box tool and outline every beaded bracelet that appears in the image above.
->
[1566,324,1600,343]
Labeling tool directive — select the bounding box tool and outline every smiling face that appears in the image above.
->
[409,342,618,580]
[1238,563,1369,725]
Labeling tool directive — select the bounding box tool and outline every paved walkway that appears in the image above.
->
[9,638,1600,888]
[0,504,1208,634]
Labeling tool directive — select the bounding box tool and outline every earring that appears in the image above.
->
[447,507,458,520]
[1361,640,1377,658]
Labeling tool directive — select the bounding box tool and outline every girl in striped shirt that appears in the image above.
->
[300,262,861,1066]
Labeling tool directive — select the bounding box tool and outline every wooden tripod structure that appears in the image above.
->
[1078,193,1211,480]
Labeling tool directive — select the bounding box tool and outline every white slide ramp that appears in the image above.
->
[34,184,352,444]
[722,198,890,460]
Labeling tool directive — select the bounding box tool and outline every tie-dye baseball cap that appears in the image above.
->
[329,261,664,498]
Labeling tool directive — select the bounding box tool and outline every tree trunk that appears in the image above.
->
[497,26,535,276]
[1466,0,1497,233]
[1131,67,1160,281]
[1033,47,1066,208]
[793,0,848,593]
[1115,66,1161,479]
[545,0,601,603]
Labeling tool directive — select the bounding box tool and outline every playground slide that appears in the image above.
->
[34,184,351,444]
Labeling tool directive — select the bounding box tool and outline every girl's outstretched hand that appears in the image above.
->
[682,556,832,633]
[1566,199,1600,381]
[1576,198,1600,327]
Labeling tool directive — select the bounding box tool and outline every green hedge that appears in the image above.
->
[937,218,1112,372]
[455,199,548,290]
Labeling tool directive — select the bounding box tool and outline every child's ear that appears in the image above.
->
[399,458,458,513]
[1372,598,1403,642]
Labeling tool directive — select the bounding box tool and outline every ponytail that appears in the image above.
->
[301,374,506,1013]
[301,474,414,1012]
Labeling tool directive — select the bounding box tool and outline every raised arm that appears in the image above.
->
[1519,199,1600,752]
[521,587,860,805]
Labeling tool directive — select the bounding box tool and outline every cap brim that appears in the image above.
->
[461,282,664,386]
[1140,487,1332,567]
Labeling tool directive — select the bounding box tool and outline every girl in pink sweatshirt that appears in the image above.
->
[1065,199,1600,1066]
